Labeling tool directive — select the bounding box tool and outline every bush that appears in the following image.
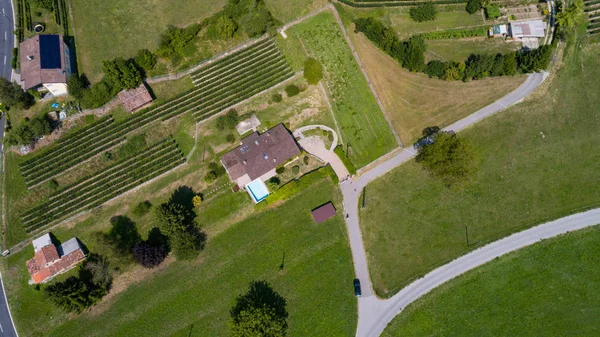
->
[132,200,152,217]
[486,5,501,19]
[157,24,202,58]
[226,134,236,143]
[224,0,276,37]
[217,16,238,38]
[275,166,285,174]
[466,0,481,14]
[134,49,157,71]
[101,151,114,162]
[204,171,217,183]
[410,3,437,22]
[216,109,239,131]
[303,57,323,85]
[102,57,143,90]
[192,195,202,207]
[271,93,283,103]
[285,85,300,97]
[303,156,309,165]
[292,165,300,175]
[48,179,59,190]
[67,74,89,101]
[425,60,446,78]
[132,227,169,268]
[267,176,280,190]
[0,77,34,109]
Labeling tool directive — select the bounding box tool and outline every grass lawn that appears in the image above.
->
[426,38,522,62]
[349,30,525,145]
[359,36,600,297]
[70,0,227,82]
[4,179,357,337]
[390,11,485,39]
[265,0,328,24]
[383,226,600,336]
[283,12,397,168]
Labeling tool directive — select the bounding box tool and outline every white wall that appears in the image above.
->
[43,83,68,96]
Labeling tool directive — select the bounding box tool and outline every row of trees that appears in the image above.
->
[354,17,426,72]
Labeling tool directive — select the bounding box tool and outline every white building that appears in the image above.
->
[509,20,546,39]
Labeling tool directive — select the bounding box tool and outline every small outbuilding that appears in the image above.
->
[118,83,153,112]
[509,20,546,39]
[311,202,337,224]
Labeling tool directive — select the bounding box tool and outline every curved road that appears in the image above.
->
[340,72,555,337]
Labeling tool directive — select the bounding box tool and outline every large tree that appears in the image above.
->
[102,57,142,90]
[229,280,288,337]
[416,131,478,186]
[0,77,34,109]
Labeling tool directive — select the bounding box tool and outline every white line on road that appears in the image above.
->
[1,322,4,332]
[3,56,5,65]
[4,31,6,40]
[1,8,4,15]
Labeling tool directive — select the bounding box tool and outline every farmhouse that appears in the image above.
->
[26,233,86,284]
[20,35,72,96]
[221,123,301,199]
[118,83,153,112]
[509,20,546,39]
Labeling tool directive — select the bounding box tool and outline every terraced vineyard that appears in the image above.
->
[20,138,184,233]
[293,13,396,167]
[338,0,467,7]
[18,38,293,188]
[586,0,600,35]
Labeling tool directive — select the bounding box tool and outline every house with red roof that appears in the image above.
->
[26,233,86,284]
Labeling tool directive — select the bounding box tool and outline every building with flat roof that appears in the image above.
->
[26,233,86,284]
[221,123,301,188]
[19,35,72,96]
[509,20,546,39]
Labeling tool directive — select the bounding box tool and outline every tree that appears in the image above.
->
[217,16,238,38]
[410,3,437,22]
[102,57,142,90]
[466,0,481,14]
[401,36,426,72]
[216,109,239,131]
[415,132,478,186]
[424,60,446,79]
[67,74,88,100]
[0,77,34,109]
[303,58,323,85]
[132,227,169,268]
[229,280,288,337]
[555,0,584,29]
[5,115,53,146]
[271,93,282,103]
[134,49,157,71]
[517,45,553,73]
[170,229,202,260]
[485,5,501,20]
[157,24,202,57]
[154,202,189,236]
[284,85,299,97]
[132,200,152,216]
[502,52,518,76]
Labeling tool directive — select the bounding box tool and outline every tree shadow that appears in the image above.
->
[106,216,141,255]
[231,280,288,322]
[168,186,197,225]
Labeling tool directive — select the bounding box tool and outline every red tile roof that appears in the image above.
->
[26,238,86,284]
[118,83,153,112]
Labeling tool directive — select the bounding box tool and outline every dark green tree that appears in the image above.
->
[216,109,239,131]
[0,78,34,109]
[303,57,323,85]
[466,0,481,14]
[502,52,518,76]
[102,57,142,90]
[157,24,202,57]
[217,16,238,38]
[134,49,157,71]
[284,85,300,97]
[416,131,478,186]
[410,3,437,22]
[67,74,88,100]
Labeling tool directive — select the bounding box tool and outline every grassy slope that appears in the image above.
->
[349,30,525,144]
[383,226,600,336]
[426,38,522,62]
[284,12,396,168]
[8,180,357,337]
[359,40,600,297]
[264,0,328,23]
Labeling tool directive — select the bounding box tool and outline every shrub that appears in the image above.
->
[425,60,446,78]
[271,93,282,103]
[67,74,89,101]
[134,49,157,71]
[132,200,152,217]
[102,57,142,90]
[224,0,276,37]
[101,151,113,162]
[292,165,300,175]
[303,156,309,165]
[0,77,34,109]
[267,176,280,190]
[157,24,202,58]
[418,26,488,40]
[117,134,147,158]
[486,5,501,19]
[226,134,236,143]
[204,171,217,183]
[216,109,239,131]
[303,57,323,85]
[192,195,202,207]
[466,0,481,14]
[132,227,169,268]
[275,166,285,174]
[285,85,300,97]
[410,3,437,22]
[48,179,59,190]
[217,16,238,38]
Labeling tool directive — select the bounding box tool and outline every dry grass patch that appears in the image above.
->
[350,31,526,145]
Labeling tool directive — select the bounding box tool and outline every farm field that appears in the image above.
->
[389,9,485,39]
[70,0,228,82]
[383,226,600,337]
[359,39,600,297]
[4,179,357,337]
[426,38,522,62]
[349,30,525,144]
[284,12,397,168]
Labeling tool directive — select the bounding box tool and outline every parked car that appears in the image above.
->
[353,278,361,297]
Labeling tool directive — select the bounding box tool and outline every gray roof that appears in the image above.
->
[32,233,52,252]
[58,237,82,256]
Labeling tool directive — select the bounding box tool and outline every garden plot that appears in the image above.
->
[21,138,185,234]
[291,12,396,168]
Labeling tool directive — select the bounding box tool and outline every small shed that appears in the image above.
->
[311,202,337,224]
[118,83,153,112]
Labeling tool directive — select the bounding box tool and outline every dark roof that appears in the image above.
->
[39,35,62,69]
[311,202,337,224]
[221,123,301,181]
[20,35,68,90]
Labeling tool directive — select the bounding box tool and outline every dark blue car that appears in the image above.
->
[354,279,361,297]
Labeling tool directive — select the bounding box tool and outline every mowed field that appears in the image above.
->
[70,0,226,82]
[426,38,523,62]
[350,31,525,145]
[389,8,484,39]
[359,39,600,297]
[383,226,600,336]
[5,180,357,337]
[286,12,397,168]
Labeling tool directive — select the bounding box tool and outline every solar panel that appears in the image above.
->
[39,35,62,69]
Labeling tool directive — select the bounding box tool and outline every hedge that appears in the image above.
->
[338,0,467,7]
[334,145,357,175]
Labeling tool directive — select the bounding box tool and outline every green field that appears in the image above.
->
[283,12,397,168]
[383,226,600,336]
[390,10,485,39]
[5,179,357,337]
[359,37,600,297]
[426,38,522,62]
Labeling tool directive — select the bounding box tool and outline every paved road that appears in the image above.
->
[339,71,549,337]
[0,0,14,82]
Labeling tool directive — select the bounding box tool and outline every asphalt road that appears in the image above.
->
[340,72,552,337]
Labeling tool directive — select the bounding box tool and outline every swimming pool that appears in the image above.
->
[246,179,270,203]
